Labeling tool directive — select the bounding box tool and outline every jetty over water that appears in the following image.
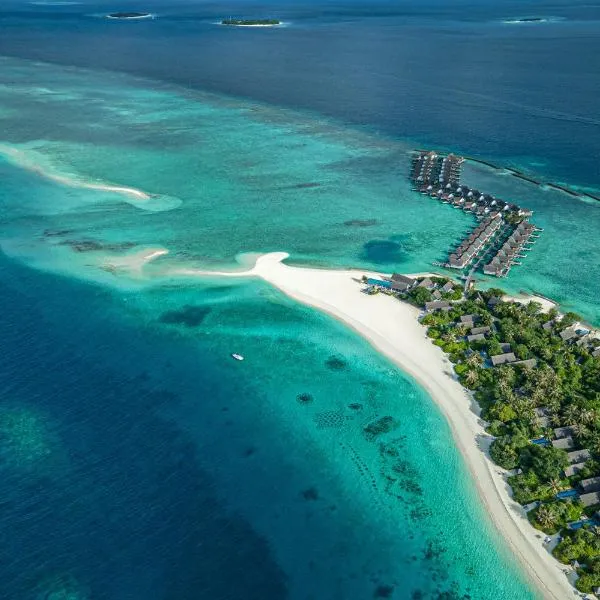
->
[410,150,541,278]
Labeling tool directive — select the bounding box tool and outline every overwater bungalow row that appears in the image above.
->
[410,151,464,187]
[411,151,441,184]
[446,216,503,269]
[439,153,464,185]
[482,221,537,277]
[409,149,541,277]
[417,183,527,221]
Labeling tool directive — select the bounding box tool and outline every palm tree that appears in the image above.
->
[455,325,468,337]
[588,432,600,455]
[580,408,598,426]
[571,422,590,438]
[536,504,558,530]
[465,369,479,388]
[589,525,600,539]
[466,353,483,368]
[442,331,456,344]
[548,478,562,495]
[563,404,580,426]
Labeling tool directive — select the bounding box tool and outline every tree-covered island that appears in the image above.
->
[362,274,600,594]
[221,19,281,26]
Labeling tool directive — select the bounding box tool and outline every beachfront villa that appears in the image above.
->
[490,352,517,366]
[424,300,452,312]
[390,273,417,292]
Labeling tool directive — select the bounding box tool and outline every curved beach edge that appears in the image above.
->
[173,251,574,600]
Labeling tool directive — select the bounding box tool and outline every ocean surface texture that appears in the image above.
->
[1,1,599,599]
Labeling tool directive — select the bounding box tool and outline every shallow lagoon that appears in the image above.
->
[0,55,547,598]
[1,55,599,324]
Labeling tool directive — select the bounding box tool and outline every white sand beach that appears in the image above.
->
[171,252,574,600]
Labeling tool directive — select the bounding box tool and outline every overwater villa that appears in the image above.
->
[410,150,541,278]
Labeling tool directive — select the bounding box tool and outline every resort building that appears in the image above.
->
[390,274,417,292]
[579,492,600,508]
[567,449,592,464]
[580,477,600,494]
[564,462,588,478]
[490,352,517,366]
[417,277,435,290]
[460,314,479,326]
[560,328,579,343]
[470,326,490,335]
[513,358,538,369]
[552,437,575,450]
[483,220,538,278]
[410,150,542,278]
[447,216,503,270]
[534,407,551,428]
[467,333,486,343]
[424,300,452,312]
[554,426,576,439]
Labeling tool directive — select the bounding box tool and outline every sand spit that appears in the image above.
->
[0,144,174,210]
[172,251,574,600]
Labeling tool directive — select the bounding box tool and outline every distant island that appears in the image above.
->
[106,12,153,20]
[221,18,281,27]
[504,17,548,24]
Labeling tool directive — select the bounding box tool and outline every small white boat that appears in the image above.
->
[231,353,244,361]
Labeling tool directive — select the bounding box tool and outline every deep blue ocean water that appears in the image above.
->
[1,0,599,189]
[0,1,599,598]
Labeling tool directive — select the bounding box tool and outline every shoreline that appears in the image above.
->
[168,251,574,600]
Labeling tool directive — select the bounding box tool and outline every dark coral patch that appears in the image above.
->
[363,416,398,440]
[374,584,394,598]
[60,239,137,252]
[344,219,379,227]
[301,487,319,501]
[325,355,347,371]
[159,305,211,327]
[296,393,314,404]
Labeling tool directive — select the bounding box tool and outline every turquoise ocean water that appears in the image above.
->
[1,2,599,598]
[0,57,542,599]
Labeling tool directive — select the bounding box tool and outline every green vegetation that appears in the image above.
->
[409,286,432,305]
[393,280,600,591]
[554,528,600,592]
[529,500,583,534]
[221,18,281,26]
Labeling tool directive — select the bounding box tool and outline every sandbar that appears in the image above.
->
[0,144,163,208]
